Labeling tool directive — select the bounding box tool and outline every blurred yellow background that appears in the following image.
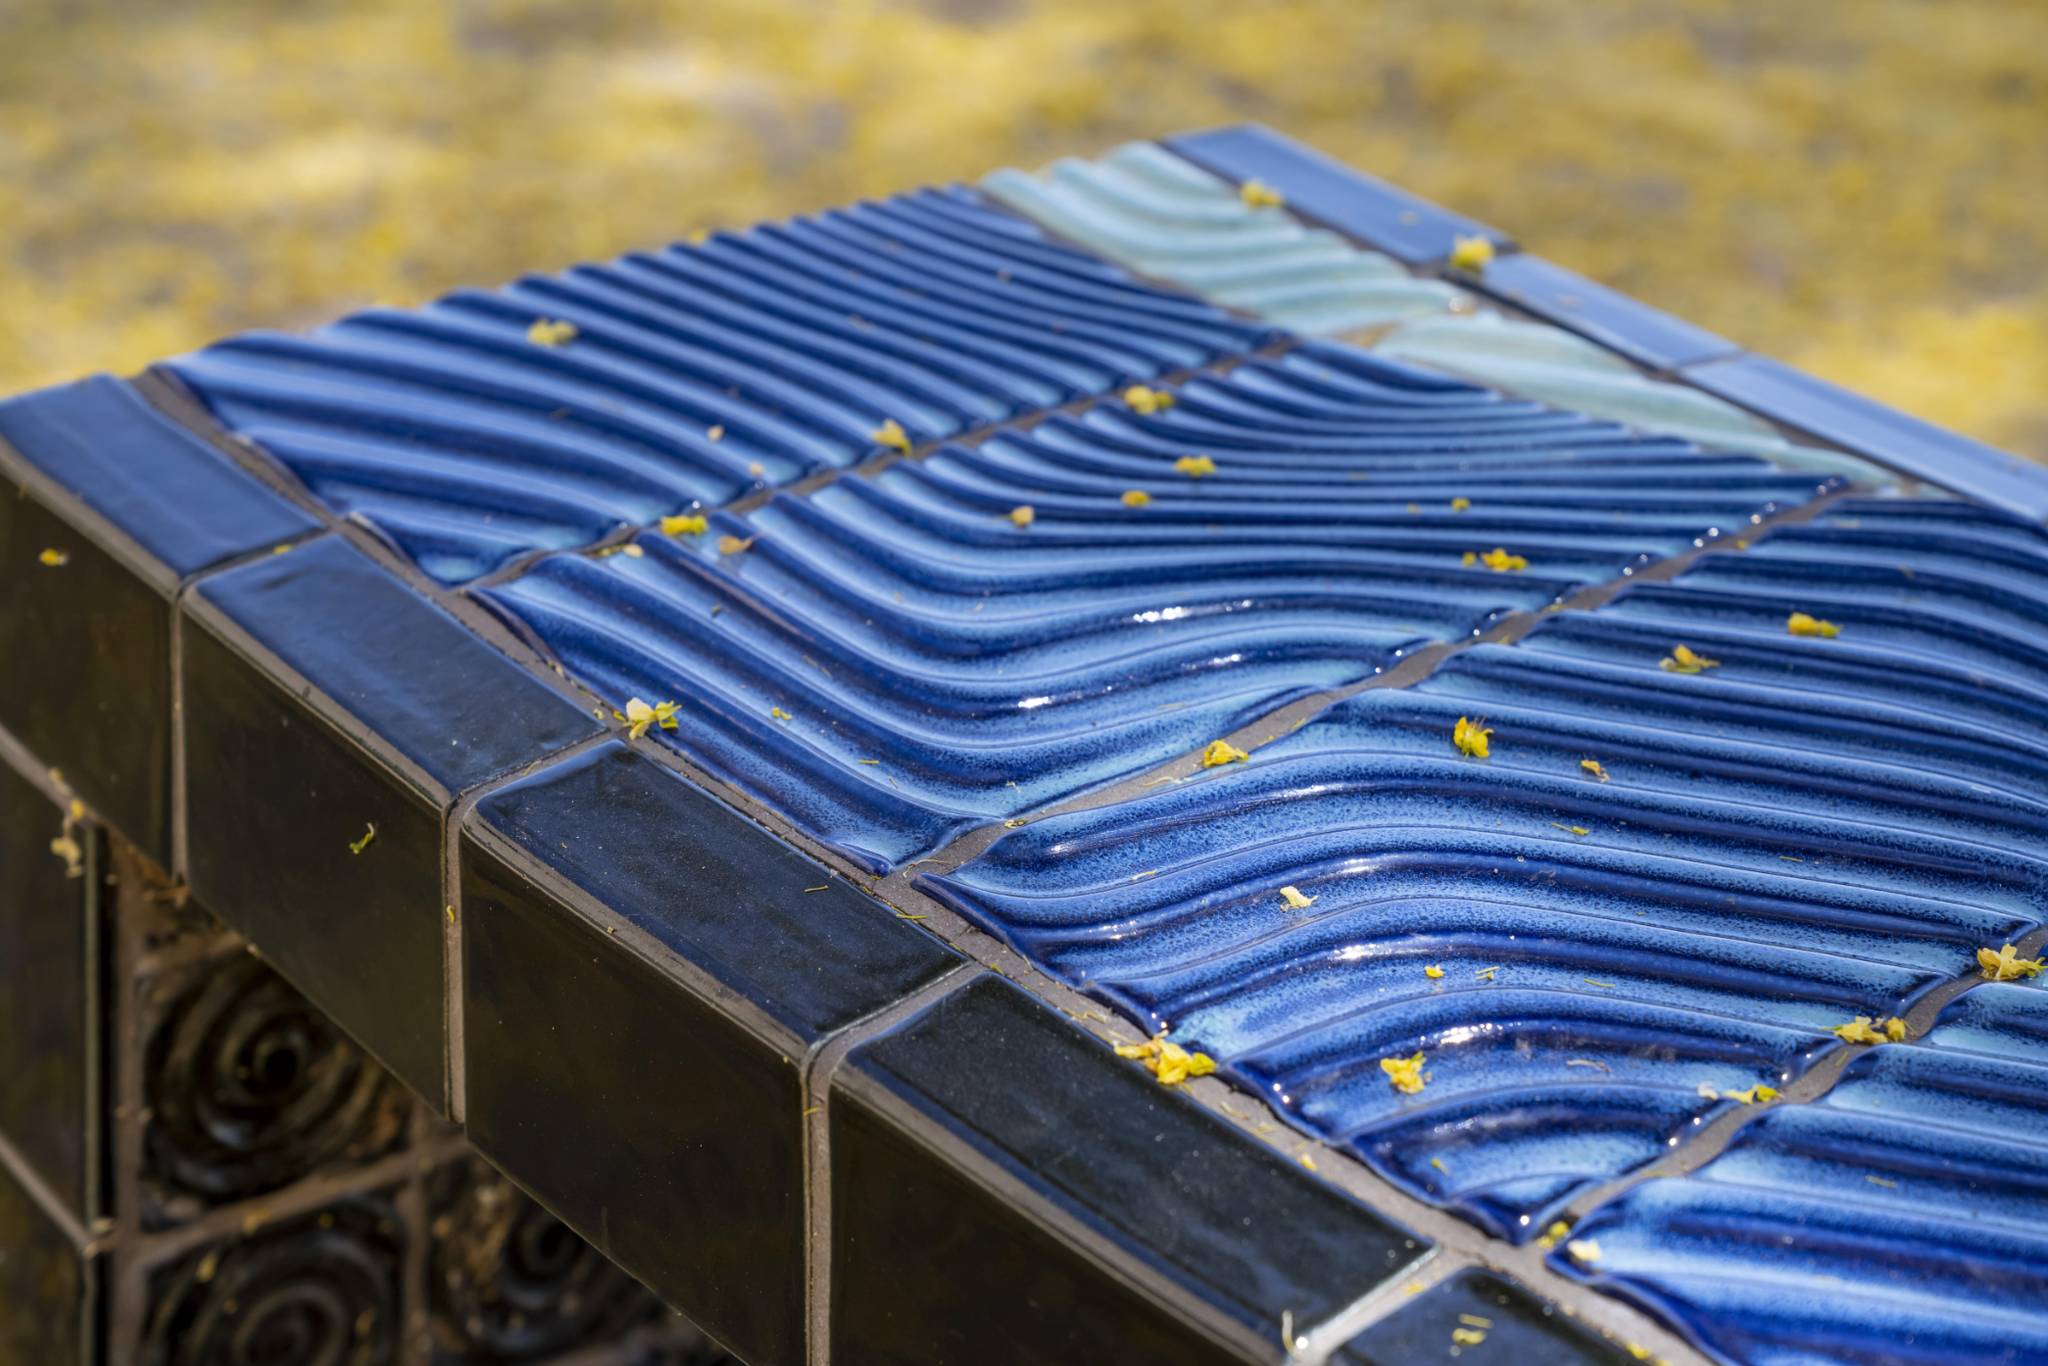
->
[3,0,2043,455]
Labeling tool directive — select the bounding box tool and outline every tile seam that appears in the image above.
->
[1291,1245,1465,1364]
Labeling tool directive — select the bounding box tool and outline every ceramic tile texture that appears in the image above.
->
[9,124,2048,1366]
[983,141,1463,334]
[165,186,1272,586]
[483,339,1836,872]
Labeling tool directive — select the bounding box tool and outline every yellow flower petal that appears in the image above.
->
[1883,1016,1908,1041]
[526,318,578,346]
[1173,454,1217,478]
[37,548,68,567]
[870,418,912,454]
[1832,1015,1889,1044]
[1279,884,1316,910]
[1659,643,1721,674]
[1121,489,1152,508]
[661,513,708,537]
[348,822,377,855]
[1978,943,2045,980]
[1479,546,1528,572]
[1787,611,1840,638]
[1581,759,1611,782]
[1425,965,1445,979]
[1453,715,1492,759]
[771,706,792,722]
[1380,1051,1428,1094]
[1450,496,1471,512]
[1122,384,1174,415]
[1200,739,1250,767]
[1449,235,1496,273]
[1565,1238,1602,1265]
[1239,179,1285,209]
[717,534,757,556]
[1008,504,1035,528]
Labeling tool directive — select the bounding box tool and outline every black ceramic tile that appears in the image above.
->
[832,976,1428,1364]
[460,839,802,1365]
[181,533,601,1101]
[1337,1269,1632,1365]
[0,1157,91,1366]
[1166,124,1510,265]
[1684,353,2048,518]
[0,376,317,860]
[1471,252,1738,371]
[0,762,94,1219]
[469,741,961,1039]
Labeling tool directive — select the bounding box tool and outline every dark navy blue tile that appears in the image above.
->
[470,740,960,1040]
[461,831,813,1366]
[1684,353,2048,518]
[1337,1269,1631,1364]
[0,374,316,576]
[0,762,95,1219]
[0,377,314,860]
[1165,124,1510,265]
[167,187,1271,586]
[0,1156,92,1365]
[1471,252,1738,370]
[832,976,1426,1362]
[181,534,601,1101]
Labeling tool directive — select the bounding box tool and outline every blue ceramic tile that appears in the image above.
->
[1470,252,1739,371]
[0,377,319,858]
[930,521,2048,1236]
[984,141,1463,334]
[1165,124,1510,265]
[1337,1268,1632,1364]
[1684,353,2048,518]
[195,535,599,793]
[833,975,1426,1361]
[0,374,316,578]
[167,187,1272,585]
[482,341,1836,872]
[469,740,961,1040]
[1559,988,2048,1365]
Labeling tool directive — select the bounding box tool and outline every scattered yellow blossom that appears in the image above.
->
[1115,1034,1217,1086]
[1832,1016,1891,1044]
[1299,1151,1318,1171]
[717,534,757,555]
[1535,1221,1572,1250]
[1380,1051,1428,1094]
[1453,715,1492,758]
[1978,943,2044,980]
[1721,1085,1781,1104]
[526,318,578,346]
[1581,759,1611,782]
[660,513,708,537]
[1452,1328,1488,1347]
[1450,496,1471,512]
[37,548,68,567]
[1123,384,1174,414]
[1008,505,1035,528]
[1478,546,1528,572]
[1173,454,1217,478]
[771,706,792,722]
[349,823,377,855]
[1201,739,1250,767]
[706,424,725,441]
[1239,179,1285,209]
[1565,1238,1602,1265]
[1121,489,1152,508]
[1787,611,1840,638]
[1425,965,1445,979]
[1280,885,1316,910]
[1449,235,1496,273]
[621,697,680,739]
[1884,1016,1909,1041]
[1659,644,1721,674]
[870,418,912,454]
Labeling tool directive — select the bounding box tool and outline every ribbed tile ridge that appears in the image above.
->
[480,343,1834,872]
[1559,984,2048,1366]
[1375,313,1887,482]
[983,142,1462,334]
[928,495,2048,1238]
[165,186,1272,585]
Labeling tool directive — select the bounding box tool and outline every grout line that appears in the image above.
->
[1560,919,2048,1226]
[798,962,983,1366]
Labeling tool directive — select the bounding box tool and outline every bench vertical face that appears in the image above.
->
[3,125,2045,1366]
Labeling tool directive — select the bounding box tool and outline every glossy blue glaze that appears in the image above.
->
[166,187,1272,585]
[483,343,1835,871]
[1165,124,1511,265]
[1685,353,2048,519]
[1560,988,2048,1365]
[1471,252,1738,370]
[930,502,2048,1234]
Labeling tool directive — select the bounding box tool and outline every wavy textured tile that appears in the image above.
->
[983,141,1462,334]
[927,506,2048,1236]
[481,342,1835,872]
[1559,985,2048,1365]
[1375,313,1889,483]
[164,187,1272,585]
